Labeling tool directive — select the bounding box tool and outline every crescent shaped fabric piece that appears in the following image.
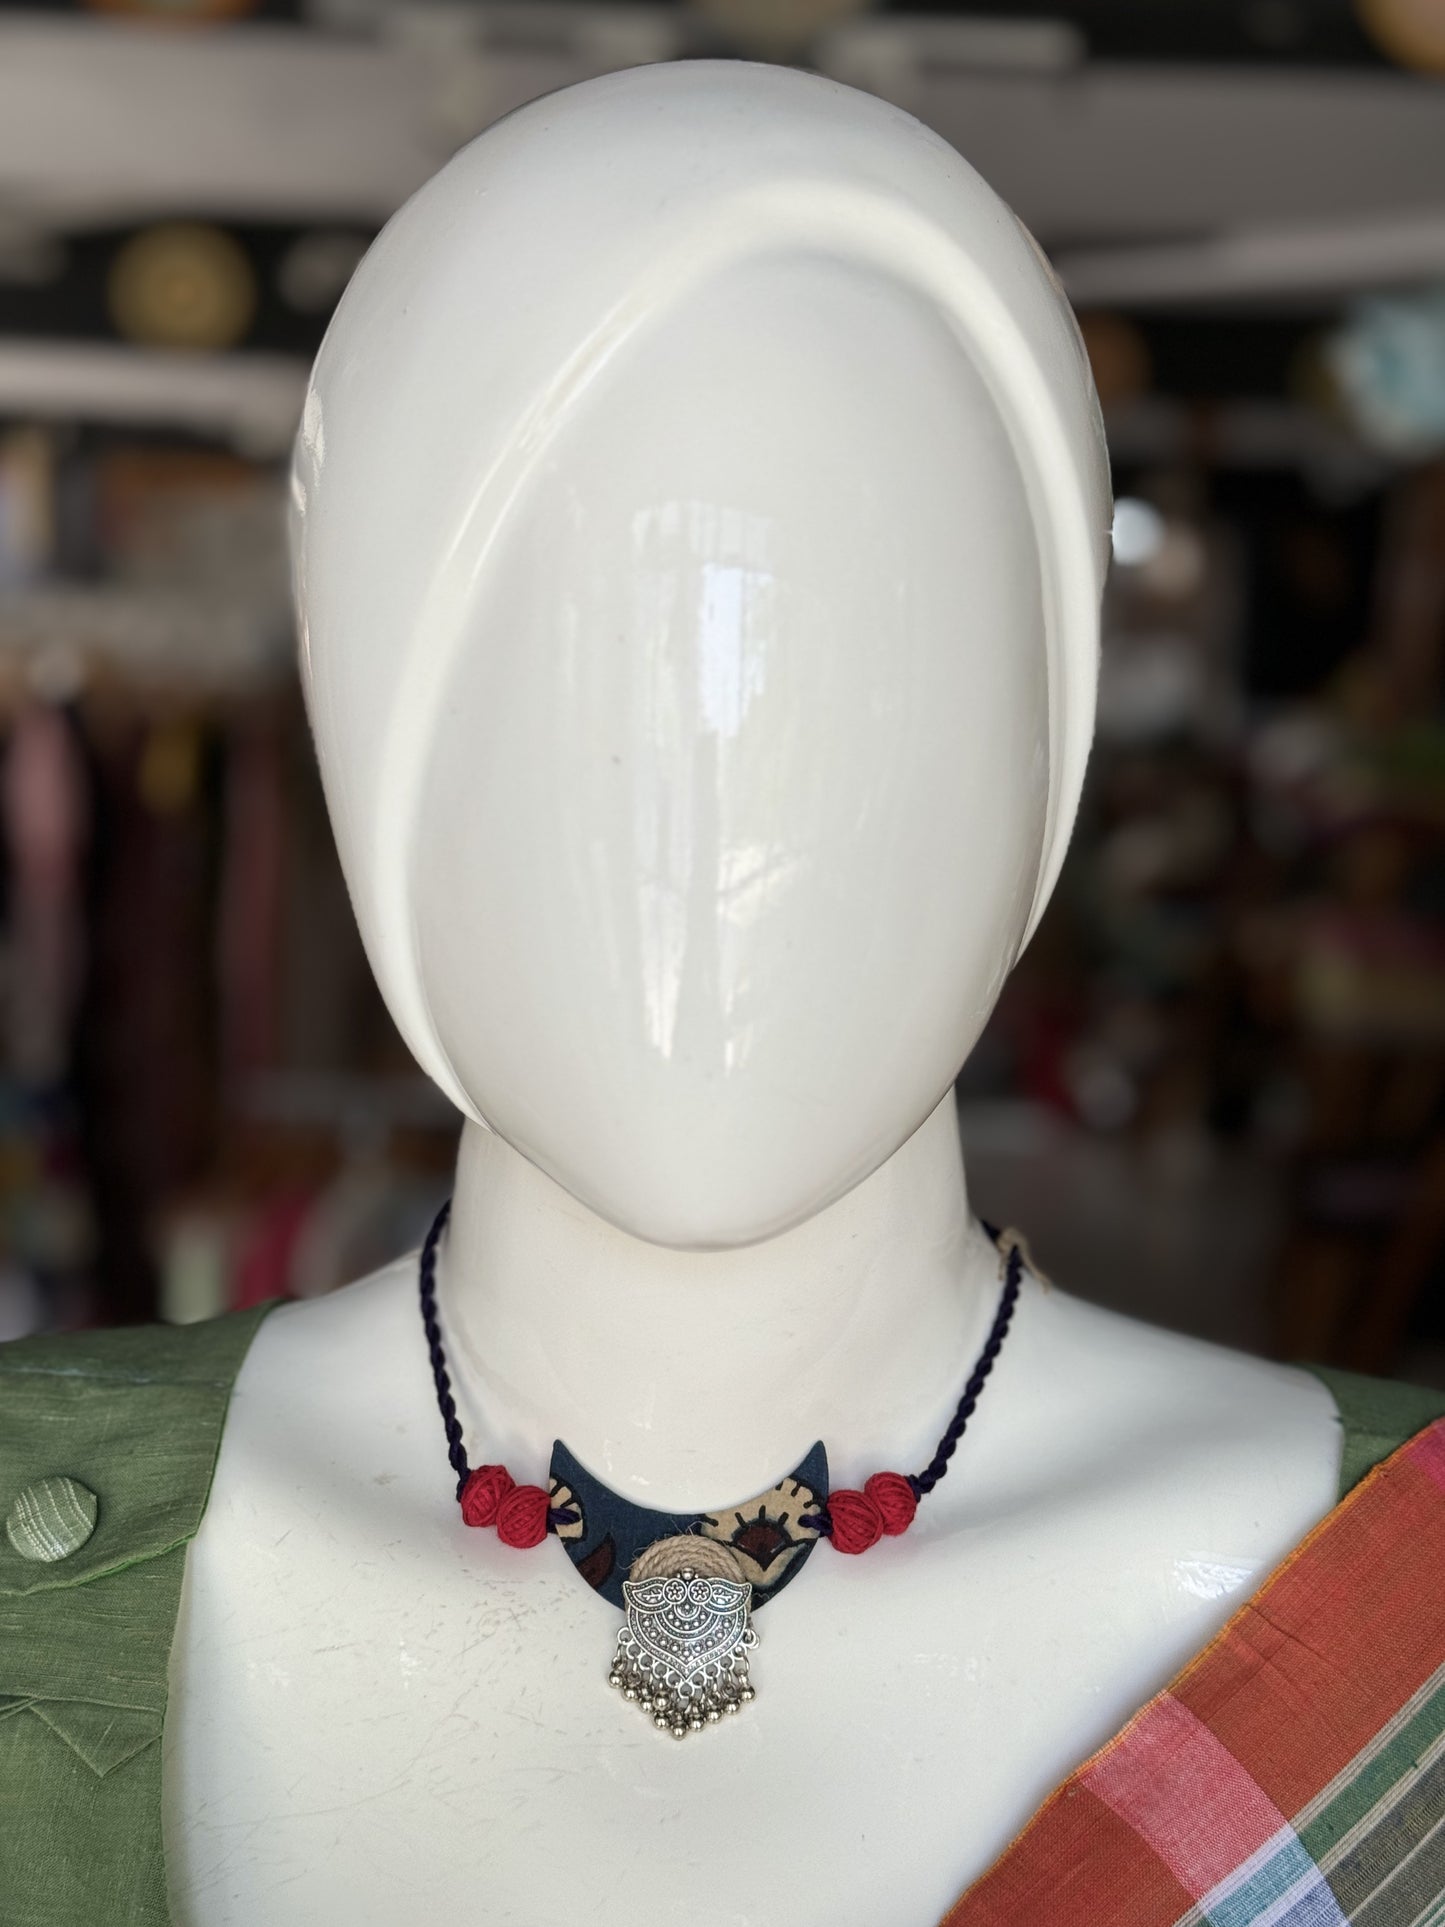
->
[548,1437,830,1611]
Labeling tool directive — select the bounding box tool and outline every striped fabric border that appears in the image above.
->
[942,1419,1445,1927]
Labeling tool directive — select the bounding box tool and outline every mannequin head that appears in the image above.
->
[292,61,1110,1249]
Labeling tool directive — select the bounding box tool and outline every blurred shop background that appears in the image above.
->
[1,0,1445,1383]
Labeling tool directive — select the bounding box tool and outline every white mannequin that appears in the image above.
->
[166,64,1341,1927]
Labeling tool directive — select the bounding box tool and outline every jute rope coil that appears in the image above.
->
[629,1534,747,1585]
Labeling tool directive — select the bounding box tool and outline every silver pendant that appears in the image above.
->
[608,1535,758,1738]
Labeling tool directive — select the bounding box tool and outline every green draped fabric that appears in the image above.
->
[1305,1364,1445,1497]
[0,1302,280,1927]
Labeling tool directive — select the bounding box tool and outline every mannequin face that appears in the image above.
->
[409,249,1048,1248]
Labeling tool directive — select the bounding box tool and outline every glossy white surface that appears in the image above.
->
[168,59,1342,1927]
[292,58,1111,1245]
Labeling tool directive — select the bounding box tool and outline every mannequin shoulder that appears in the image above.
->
[240,1259,1352,1495]
[1031,1287,1445,1494]
[232,1256,427,1404]
[983,1279,1347,1532]
[1018,1280,1339,1438]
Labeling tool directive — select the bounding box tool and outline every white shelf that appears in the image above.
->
[0,339,306,451]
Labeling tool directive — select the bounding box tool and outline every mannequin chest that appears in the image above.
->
[164,1269,1341,1927]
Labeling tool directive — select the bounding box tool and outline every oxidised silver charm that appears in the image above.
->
[607,1535,757,1738]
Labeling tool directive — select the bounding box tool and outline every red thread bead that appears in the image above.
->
[865,1471,917,1536]
[460,1464,516,1526]
[827,1488,884,1555]
[460,1463,515,1528]
[496,1484,551,1549]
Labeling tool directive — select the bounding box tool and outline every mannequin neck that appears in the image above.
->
[438,1091,1005,1513]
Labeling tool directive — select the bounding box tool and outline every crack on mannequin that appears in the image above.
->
[166,62,1345,1927]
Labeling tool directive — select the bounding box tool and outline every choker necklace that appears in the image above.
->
[419,1201,1023,1741]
